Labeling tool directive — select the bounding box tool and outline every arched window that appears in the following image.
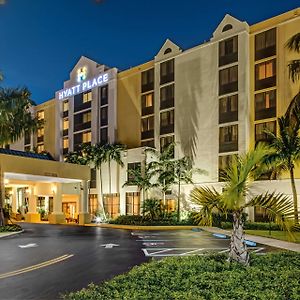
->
[164,48,172,55]
[222,24,233,32]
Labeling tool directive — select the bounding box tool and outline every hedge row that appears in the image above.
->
[221,222,281,231]
[0,224,22,232]
[63,252,300,300]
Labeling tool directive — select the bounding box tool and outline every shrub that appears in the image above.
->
[220,222,282,231]
[63,252,300,300]
[109,214,198,226]
[0,224,22,232]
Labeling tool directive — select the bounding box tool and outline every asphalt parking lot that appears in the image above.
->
[132,229,281,258]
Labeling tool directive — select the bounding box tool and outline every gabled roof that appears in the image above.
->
[0,148,55,161]
[155,39,182,62]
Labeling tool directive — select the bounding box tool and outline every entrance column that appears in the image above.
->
[79,180,90,225]
[11,187,18,214]
[48,183,65,224]
[25,186,40,223]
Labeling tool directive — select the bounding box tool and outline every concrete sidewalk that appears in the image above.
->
[202,227,300,253]
[0,230,24,239]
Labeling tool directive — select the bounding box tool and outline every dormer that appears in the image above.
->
[154,39,182,62]
[211,14,249,42]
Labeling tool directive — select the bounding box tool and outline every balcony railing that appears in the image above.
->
[141,129,154,140]
[73,121,91,132]
[160,124,174,135]
[219,52,238,67]
[219,141,238,153]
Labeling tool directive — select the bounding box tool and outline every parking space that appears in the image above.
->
[132,229,280,258]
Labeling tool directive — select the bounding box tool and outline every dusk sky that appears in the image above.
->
[1,0,299,103]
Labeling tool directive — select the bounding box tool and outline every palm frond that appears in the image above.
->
[245,192,296,237]
[190,186,224,226]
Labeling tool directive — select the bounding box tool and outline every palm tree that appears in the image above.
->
[105,143,125,217]
[123,162,155,212]
[0,87,41,226]
[173,157,205,222]
[266,115,300,224]
[146,143,176,209]
[285,32,300,117]
[190,144,295,266]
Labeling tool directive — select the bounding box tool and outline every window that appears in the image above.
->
[37,144,44,153]
[126,192,140,215]
[83,91,92,103]
[219,36,238,66]
[24,131,31,145]
[219,125,238,153]
[100,127,108,144]
[255,28,276,60]
[100,85,108,106]
[255,121,276,143]
[255,59,276,90]
[101,106,108,126]
[142,93,154,115]
[63,138,69,149]
[37,128,44,137]
[63,118,69,130]
[63,100,69,112]
[160,109,175,135]
[127,163,141,183]
[37,110,44,120]
[160,135,174,153]
[160,59,174,84]
[141,68,154,93]
[103,194,120,219]
[24,145,31,152]
[141,140,155,148]
[218,155,233,181]
[219,94,238,123]
[141,116,154,139]
[160,84,174,109]
[82,131,91,143]
[222,24,232,32]
[90,169,96,189]
[255,90,276,120]
[219,66,238,95]
[89,194,98,215]
[83,111,91,123]
[164,48,172,55]
[160,110,174,127]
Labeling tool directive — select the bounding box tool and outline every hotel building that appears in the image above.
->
[8,7,300,222]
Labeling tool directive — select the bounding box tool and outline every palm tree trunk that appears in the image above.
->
[229,211,249,266]
[99,165,107,221]
[289,167,299,224]
[0,167,5,226]
[108,159,112,218]
[177,179,181,222]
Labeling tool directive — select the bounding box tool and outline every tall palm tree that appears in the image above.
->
[285,32,300,117]
[0,87,41,226]
[190,144,295,266]
[266,115,300,224]
[173,157,205,222]
[123,162,155,212]
[105,143,125,218]
[65,144,108,220]
[147,143,176,208]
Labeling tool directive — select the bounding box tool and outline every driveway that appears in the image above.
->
[0,223,148,300]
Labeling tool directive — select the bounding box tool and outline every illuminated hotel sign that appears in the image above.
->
[58,73,109,100]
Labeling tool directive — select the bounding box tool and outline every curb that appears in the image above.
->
[84,223,202,230]
[0,229,24,239]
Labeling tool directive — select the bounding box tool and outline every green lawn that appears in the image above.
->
[246,230,300,243]
[63,252,300,300]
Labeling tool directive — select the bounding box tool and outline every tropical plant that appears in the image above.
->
[142,198,163,221]
[265,115,300,224]
[104,143,125,218]
[190,144,295,266]
[146,143,176,208]
[65,143,108,220]
[123,162,155,207]
[0,86,41,226]
[285,32,300,117]
[173,156,206,221]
